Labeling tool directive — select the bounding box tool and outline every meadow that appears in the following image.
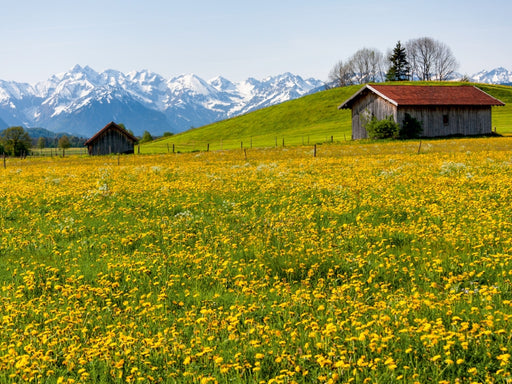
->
[1,137,512,383]
[141,83,512,154]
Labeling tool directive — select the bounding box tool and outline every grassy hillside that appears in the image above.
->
[141,82,512,153]
[477,83,512,131]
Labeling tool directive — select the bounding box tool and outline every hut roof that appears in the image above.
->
[339,85,505,109]
[85,122,138,145]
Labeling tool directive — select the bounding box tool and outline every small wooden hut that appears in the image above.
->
[85,122,138,155]
[338,85,505,139]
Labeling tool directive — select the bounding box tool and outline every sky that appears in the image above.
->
[1,0,511,84]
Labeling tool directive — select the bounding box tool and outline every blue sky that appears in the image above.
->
[1,0,511,83]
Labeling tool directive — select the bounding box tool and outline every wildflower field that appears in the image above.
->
[1,137,512,383]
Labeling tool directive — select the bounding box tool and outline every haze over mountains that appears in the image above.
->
[0,65,511,137]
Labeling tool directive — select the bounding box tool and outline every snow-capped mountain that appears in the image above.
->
[470,67,512,85]
[0,65,324,137]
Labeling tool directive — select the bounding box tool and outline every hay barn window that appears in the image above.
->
[443,114,449,125]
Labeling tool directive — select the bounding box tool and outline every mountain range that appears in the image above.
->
[0,65,511,138]
[0,66,323,137]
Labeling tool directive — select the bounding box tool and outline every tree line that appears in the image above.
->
[328,37,459,87]
[0,124,159,157]
[0,126,80,156]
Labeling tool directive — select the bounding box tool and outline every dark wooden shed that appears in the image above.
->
[338,85,505,139]
[85,122,138,155]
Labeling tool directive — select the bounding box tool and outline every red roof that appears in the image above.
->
[339,85,505,109]
[85,122,138,145]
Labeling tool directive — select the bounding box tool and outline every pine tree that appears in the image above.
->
[386,41,410,81]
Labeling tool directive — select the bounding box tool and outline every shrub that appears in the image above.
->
[400,113,423,139]
[365,115,400,139]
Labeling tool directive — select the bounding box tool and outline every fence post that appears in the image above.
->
[282,138,285,147]
[3,153,5,169]
[314,144,317,158]
[331,135,333,143]
[207,143,210,152]
[241,141,243,150]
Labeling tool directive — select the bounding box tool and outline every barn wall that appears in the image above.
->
[88,129,135,155]
[397,106,493,137]
[351,93,397,139]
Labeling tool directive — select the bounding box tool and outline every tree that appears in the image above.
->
[140,131,153,144]
[328,59,354,87]
[37,137,46,149]
[58,135,71,156]
[406,37,458,81]
[386,41,410,81]
[433,41,458,81]
[350,48,384,84]
[329,48,384,87]
[0,126,31,156]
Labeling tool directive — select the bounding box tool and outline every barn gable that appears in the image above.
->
[339,85,505,139]
[85,122,138,155]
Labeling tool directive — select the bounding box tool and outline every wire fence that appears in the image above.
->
[141,132,352,154]
[28,147,90,157]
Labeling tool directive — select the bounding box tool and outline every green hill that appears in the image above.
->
[141,82,512,153]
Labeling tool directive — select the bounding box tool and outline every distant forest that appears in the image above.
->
[26,128,87,148]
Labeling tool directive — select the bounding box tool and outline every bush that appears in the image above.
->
[365,115,399,139]
[400,113,423,139]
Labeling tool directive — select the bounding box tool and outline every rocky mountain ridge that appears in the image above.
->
[0,66,323,136]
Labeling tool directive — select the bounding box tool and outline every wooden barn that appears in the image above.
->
[338,85,505,139]
[85,122,138,155]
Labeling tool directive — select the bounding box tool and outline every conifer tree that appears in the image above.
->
[386,41,410,81]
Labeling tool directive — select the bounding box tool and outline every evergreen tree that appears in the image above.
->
[386,41,410,81]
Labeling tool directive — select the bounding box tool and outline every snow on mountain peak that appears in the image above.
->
[208,76,236,92]
[0,65,510,137]
[168,73,215,96]
[471,67,512,84]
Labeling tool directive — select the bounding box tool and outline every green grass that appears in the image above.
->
[477,83,512,134]
[30,147,89,157]
[141,85,361,153]
[141,82,512,153]
[3,140,512,382]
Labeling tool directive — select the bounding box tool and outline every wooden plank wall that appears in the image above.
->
[351,93,397,139]
[350,93,493,139]
[397,106,492,137]
[89,129,135,155]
